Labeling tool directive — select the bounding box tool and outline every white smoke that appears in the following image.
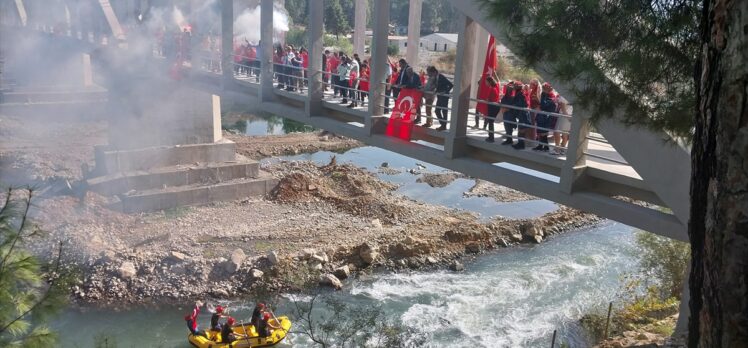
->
[233,4,289,44]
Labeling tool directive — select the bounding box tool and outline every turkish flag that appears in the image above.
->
[386,88,423,141]
[476,35,498,116]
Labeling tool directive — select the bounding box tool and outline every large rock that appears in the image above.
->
[465,242,481,254]
[267,251,280,265]
[166,251,188,263]
[223,249,246,273]
[302,248,317,260]
[359,243,379,264]
[118,261,137,280]
[319,274,343,290]
[450,260,465,271]
[250,268,264,279]
[392,236,433,258]
[520,221,544,242]
[333,265,350,279]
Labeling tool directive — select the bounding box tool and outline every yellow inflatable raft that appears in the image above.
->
[187,316,292,348]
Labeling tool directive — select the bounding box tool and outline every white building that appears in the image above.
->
[419,33,458,52]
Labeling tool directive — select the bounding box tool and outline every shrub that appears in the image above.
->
[386,43,399,56]
[323,34,353,55]
[286,26,307,48]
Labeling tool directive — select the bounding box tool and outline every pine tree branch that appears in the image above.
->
[0,189,33,277]
[0,242,62,336]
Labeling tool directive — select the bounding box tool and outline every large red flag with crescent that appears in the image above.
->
[386,88,423,141]
[476,35,498,116]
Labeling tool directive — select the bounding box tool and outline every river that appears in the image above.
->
[53,116,642,347]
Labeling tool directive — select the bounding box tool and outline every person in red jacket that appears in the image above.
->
[184,301,205,337]
[355,62,370,108]
[484,76,501,142]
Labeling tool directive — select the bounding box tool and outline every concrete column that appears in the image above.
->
[367,0,389,126]
[469,26,489,108]
[406,0,421,66]
[306,0,324,117]
[353,0,367,55]
[14,0,28,27]
[259,0,276,102]
[98,0,126,42]
[559,114,590,193]
[445,14,476,159]
[221,0,234,88]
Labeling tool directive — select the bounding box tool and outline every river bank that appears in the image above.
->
[33,158,601,307]
[1,111,604,307]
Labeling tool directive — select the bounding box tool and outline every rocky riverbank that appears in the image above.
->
[31,159,601,307]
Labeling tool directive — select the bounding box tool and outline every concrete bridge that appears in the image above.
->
[1,0,691,243]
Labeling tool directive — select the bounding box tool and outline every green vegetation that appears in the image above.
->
[323,35,353,55]
[480,0,701,139]
[0,188,69,347]
[324,0,350,40]
[285,26,308,48]
[580,231,690,343]
[386,43,400,57]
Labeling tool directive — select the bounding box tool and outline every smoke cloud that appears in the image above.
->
[233,4,290,44]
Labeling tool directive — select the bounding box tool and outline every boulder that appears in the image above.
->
[426,256,438,264]
[392,237,433,258]
[319,274,343,290]
[118,262,137,280]
[532,235,543,244]
[333,265,351,279]
[450,260,465,272]
[311,251,329,264]
[520,221,544,241]
[167,251,188,263]
[359,243,379,264]
[301,248,318,260]
[250,269,264,279]
[465,242,481,254]
[223,249,246,274]
[371,219,382,229]
[267,251,280,265]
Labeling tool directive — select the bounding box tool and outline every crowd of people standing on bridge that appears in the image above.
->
[156,29,573,154]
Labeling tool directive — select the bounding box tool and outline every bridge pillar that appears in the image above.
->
[14,0,28,27]
[406,0,422,66]
[367,0,389,131]
[259,0,276,103]
[469,26,489,109]
[306,0,324,117]
[353,0,367,55]
[445,15,476,158]
[221,0,234,89]
[559,114,590,193]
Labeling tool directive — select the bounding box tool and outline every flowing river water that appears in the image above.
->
[53,117,642,347]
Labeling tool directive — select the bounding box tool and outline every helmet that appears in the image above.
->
[258,303,266,309]
[227,317,236,325]
[263,312,271,320]
[215,305,224,313]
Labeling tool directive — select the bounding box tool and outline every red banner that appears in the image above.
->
[477,35,498,116]
[386,88,423,141]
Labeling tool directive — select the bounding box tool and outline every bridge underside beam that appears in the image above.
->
[217,89,687,241]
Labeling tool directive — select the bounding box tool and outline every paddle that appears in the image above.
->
[239,319,252,347]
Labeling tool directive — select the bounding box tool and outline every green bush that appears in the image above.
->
[286,26,307,48]
[386,43,400,56]
[323,34,353,55]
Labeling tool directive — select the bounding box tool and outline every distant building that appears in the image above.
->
[419,33,458,52]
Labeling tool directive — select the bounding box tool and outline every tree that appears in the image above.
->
[284,0,308,25]
[688,1,748,346]
[480,0,748,346]
[0,188,68,347]
[324,0,350,40]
